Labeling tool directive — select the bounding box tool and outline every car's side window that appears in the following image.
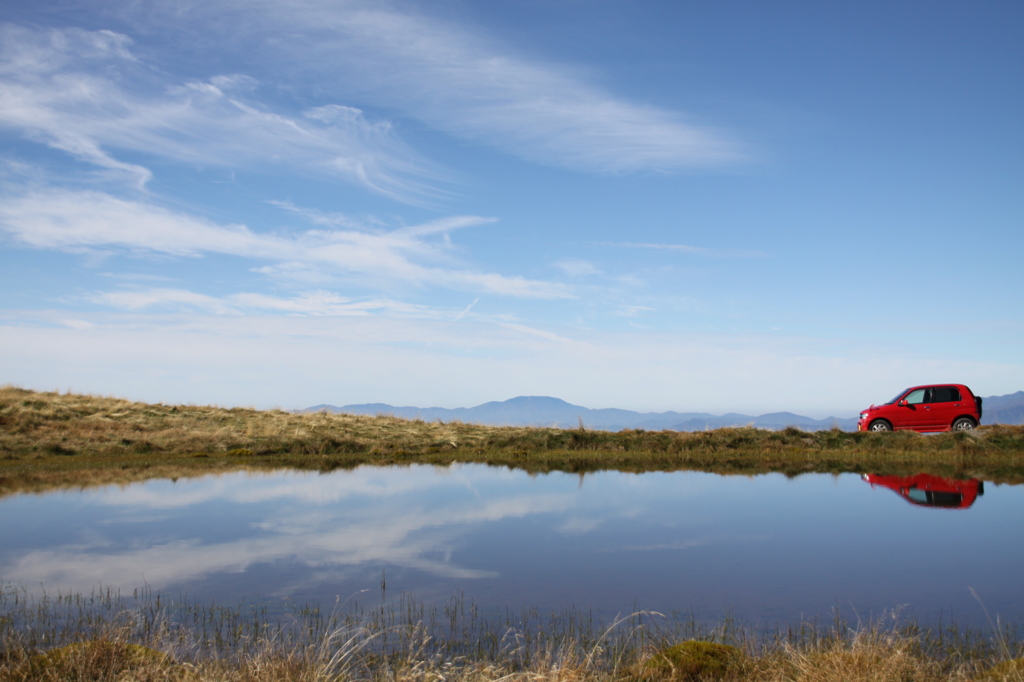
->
[930,386,962,403]
[905,389,927,405]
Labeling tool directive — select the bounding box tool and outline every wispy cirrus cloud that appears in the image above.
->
[0,23,435,199]
[93,288,437,317]
[0,188,572,299]
[111,0,744,174]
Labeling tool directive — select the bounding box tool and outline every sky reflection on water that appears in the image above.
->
[2,466,1023,626]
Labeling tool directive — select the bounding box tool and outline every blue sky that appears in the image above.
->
[1,0,1022,416]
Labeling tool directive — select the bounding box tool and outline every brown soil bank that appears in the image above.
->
[2,386,1024,496]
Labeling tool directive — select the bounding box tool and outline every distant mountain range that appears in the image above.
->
[305,391,1024,432]
[980,391,1024,426]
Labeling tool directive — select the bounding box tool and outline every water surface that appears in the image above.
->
[2,466,1022,626]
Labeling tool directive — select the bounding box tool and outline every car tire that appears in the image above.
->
[869,420,892,432]
[951,417,976,431]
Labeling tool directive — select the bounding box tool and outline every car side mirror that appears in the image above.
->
[898,399,908,406]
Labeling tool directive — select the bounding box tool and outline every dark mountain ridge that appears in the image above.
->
[982,391,1024,426]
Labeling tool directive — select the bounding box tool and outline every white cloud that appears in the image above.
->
[93,288,437,317]
[0,25,136,74]
[111,0,744,173]
[614,305,655,318]
[94,289,237,315]
[454,297,480,320]
[231,291,426,316]
[0,23,435,199]
[553,258,601,277]
[251,262,335,285]
[498,322,582,346]
[60,319,96,330]
[0,188,572,299]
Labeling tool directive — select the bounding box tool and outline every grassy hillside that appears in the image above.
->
[3,386,1024,496]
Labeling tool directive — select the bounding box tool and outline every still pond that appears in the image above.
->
[1,465,1022,627]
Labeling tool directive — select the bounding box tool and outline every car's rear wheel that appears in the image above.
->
[869,420,892,432]
[952,417,976,431]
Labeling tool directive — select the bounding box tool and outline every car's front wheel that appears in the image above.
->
[952,417,977,431]
[869,420,892,432]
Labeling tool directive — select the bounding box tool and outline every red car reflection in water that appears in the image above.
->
[861,473,984,509]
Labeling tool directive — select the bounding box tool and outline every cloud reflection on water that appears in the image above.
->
[2,466,577,595]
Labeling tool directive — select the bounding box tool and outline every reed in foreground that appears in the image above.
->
[1,586,1022,682]
[3,386,1024,496]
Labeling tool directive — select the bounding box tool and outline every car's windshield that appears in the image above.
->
[884,389,910,405]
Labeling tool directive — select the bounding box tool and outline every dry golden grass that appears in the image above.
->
[2,584,1021,682]
[3,385,1024,497]
[1,625,1021,682]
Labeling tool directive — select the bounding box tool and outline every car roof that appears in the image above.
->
[903,383,972,393]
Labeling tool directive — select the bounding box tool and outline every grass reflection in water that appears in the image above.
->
[1,585,1022,681]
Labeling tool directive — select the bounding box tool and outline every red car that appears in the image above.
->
[857,384,982,433]
[862,473,984,509]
